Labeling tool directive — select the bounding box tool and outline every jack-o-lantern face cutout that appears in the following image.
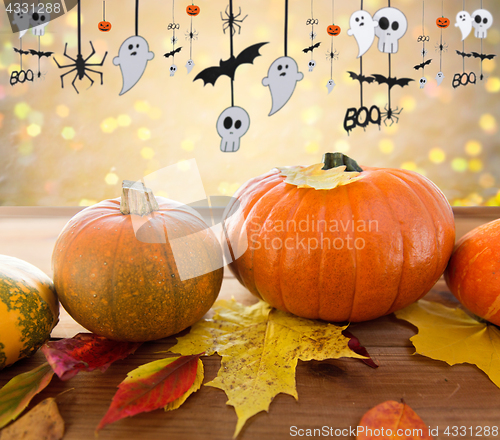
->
[436,17,450,28]
[98,21,112,32]
[186,5,200,16]
[327,24,341,36]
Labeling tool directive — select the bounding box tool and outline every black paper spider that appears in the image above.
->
[54,42,107,93]
[381,104,403,126]
[435,41,448,53]
[185,29,199,40]
[326,49,339,61]
[221,5,247,35]
[53,0,107,93]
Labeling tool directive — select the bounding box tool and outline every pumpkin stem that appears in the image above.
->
[120,180,159,216]
[321,152,363,172]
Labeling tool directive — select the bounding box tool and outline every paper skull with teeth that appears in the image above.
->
[169,64,177,77]
[308,60,316,72]
[419,77,427,89]
[373,7,408,54]
[216,106,250,153]
[30,10,50,36]
[471,9,493,39]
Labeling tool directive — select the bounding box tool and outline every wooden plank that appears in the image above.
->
[1,207,500,440]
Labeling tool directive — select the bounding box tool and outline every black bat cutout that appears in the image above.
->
[195,42,268,86]
[29,49,54,58]
[471,52,497,61]
[347,71,375,84]
[13,47,30,56]
[303,42,321,53]
[371,74,414,90]
[413,59,432,71]
[164,47,182,58]
[456,50,472,58]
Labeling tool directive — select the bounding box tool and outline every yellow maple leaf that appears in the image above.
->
[395,300,500,388]
[170,299,364,437]
[276,163,363,190]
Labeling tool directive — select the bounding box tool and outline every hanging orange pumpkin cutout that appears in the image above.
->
[98,21,112,32]
[186,5,200,16]
[327,24,341,36]
[436,17,450,28]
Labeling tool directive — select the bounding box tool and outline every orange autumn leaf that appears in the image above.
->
[357,400,433,440]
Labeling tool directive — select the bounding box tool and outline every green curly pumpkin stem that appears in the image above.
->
[321,152,363,172]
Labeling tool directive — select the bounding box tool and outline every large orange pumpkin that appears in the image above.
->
[445,218,500,325]
[52,181,223,342]
[223,153,455,322]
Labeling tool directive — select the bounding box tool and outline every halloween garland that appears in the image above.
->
[54,0,108,94]
[194,0,267,152]
[435,0,449,85]
[185,3,200,74]
[11,5,54,85]
[325,0,340,94]
[304,0,320,73]
[164,0,182,77]
[414,0,432,89]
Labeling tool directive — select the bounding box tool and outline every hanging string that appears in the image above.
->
[310,0,314,60]
[284,0,288,56]
[78,0,81,54]
[229,0,235,106]
[103,1,105,21]
[135,0,139,36]
[440,0,444,72]
[360,0,364,107]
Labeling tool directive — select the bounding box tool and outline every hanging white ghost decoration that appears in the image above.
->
[12,10,30,38]
[455,11,473,41]
[185,59,195,74]
[436,71,445,86]
[262,56,303,116]
[347,10,379,58]
[373,7,408,54]
[471,9,493,39]
[114,35,155,95]
[216,107,250,153]
[326,79,335,94]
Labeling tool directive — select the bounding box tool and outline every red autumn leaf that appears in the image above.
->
[357,400,433,440]
[343,330,379,369]
[41,333,142,381]
[96,354,202,433]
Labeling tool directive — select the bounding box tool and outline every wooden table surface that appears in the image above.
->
[1,207,500,440]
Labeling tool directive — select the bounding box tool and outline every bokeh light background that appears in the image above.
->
[0,0,499,206]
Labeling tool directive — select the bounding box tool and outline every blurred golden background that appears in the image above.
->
[0,0,499,206]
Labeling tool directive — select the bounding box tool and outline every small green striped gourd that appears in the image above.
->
[0,255,59,370]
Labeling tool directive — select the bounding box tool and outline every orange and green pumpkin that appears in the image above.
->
[52,181,223,342]
[445,218,500,325]
[222,153,455,323]
[0,255,59,370]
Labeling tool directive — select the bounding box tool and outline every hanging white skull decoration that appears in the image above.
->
[419,77,427,89]
[308,60,316,72]
[471,9,493,39]
[169,64,177,77]
[30,10,50,36]
[373,7,408,54]
[216,106,250,153]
